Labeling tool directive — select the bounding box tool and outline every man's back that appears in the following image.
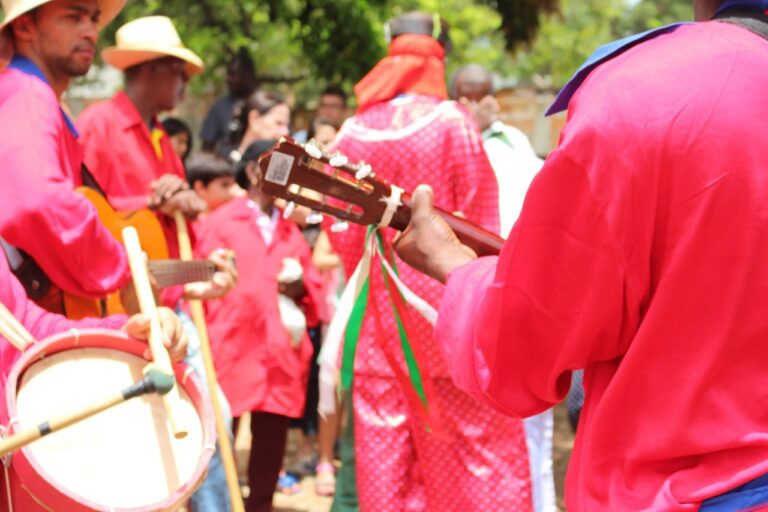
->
[329,95,499,377]
[436,20,768,510]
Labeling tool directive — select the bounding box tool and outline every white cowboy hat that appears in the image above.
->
[101,15,203,76]
[0,0,125,30]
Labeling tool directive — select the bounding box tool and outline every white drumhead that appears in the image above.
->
[15,347,205,509]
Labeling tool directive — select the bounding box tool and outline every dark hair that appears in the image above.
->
[387,11,451,52]
[229,47,255,73]
[320,85,347,104]
[161,117,193,161]
[228,90,287,147]
[235,140,277,190]
[186,152,235,188]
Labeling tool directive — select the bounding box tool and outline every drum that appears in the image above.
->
[0,329,215,511]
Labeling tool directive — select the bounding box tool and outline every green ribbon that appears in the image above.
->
[339,226,429,411]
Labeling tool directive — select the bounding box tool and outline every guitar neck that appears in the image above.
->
[147,260,216,288]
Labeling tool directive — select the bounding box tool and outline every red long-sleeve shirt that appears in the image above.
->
[436,22,768,510]
[0,63,130,298]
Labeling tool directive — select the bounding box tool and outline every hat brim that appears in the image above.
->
[101,45,204,76]
[1,0,125,30]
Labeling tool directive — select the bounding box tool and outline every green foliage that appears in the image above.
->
[97,0,692,99]
[512,0,692,87]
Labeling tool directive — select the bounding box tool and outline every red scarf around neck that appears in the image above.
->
[354,34,448,113]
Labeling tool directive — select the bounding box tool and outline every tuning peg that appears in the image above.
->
[304,140,323,159]
[306,211,324,225]
[330,220,349,233]
[329,153,349,167]
[283,201,296,219]
[355,162,373,180]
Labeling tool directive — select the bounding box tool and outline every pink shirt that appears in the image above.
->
[436,22,768,510]
[0,65,130,298]
[195,197,323,418]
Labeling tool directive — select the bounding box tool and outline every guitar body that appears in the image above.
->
[60,188,170,319]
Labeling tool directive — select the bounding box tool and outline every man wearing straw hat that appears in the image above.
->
[0,0,133,307]
[77,16,234,512]
[78,15,207,256]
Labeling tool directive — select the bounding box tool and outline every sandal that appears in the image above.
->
[276,471,302,495]
[315,462,336,497]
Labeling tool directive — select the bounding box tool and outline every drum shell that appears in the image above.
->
[0,329,215,511]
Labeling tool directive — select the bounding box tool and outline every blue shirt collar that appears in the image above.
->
[8,54,80,137]
[716,0,768,15]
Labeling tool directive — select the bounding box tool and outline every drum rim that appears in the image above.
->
[2,328,216,512]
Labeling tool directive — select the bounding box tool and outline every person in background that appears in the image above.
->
[200,47,256,152]
[452,64,554,512]
[163,116,193,165]
[305,116,340,147]
[193,145,324,512]
[393,0,768,510]
[293,85,347,143]
[451,64,543,237]
[326,11,533,511]
[222,91,290,163]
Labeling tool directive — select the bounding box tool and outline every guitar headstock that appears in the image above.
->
[257,138,409,230]
[257,137,505,257]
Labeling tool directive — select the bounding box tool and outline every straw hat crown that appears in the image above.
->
[101,15,203,76]
[1,0,125,30]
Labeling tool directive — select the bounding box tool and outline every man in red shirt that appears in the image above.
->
[77,16,235,511]
[0,0,131,305]
[77,15,206,260]
[396,0,768,510]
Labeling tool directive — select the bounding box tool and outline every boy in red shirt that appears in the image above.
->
[190,148,323,512]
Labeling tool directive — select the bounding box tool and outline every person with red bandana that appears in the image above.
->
[326,11,533,512]
[395,0,768,510]
[0,0,132,308]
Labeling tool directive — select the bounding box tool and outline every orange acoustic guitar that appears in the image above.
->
[36,187,216,320]
[257,138,505,257]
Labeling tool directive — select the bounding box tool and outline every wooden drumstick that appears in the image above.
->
[0,301,36,351]
[122,227,188,439]
[174,211,245,511]
[0,369,175,457]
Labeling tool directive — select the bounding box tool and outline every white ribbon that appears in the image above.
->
[318,234,375,417]
[378,185,403,229]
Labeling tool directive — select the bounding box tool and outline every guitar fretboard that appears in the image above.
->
[148,260,216,288]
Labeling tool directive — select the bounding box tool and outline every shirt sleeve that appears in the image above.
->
[0,85,131,297]
[434,147,632,418]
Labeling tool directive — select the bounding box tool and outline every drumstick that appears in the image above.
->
[174,211,245,511]
[122,227,188,439]
[0,369,174,457]
[0,301,36,351]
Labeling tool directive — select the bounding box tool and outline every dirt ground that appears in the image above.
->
[232,403,575,512]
